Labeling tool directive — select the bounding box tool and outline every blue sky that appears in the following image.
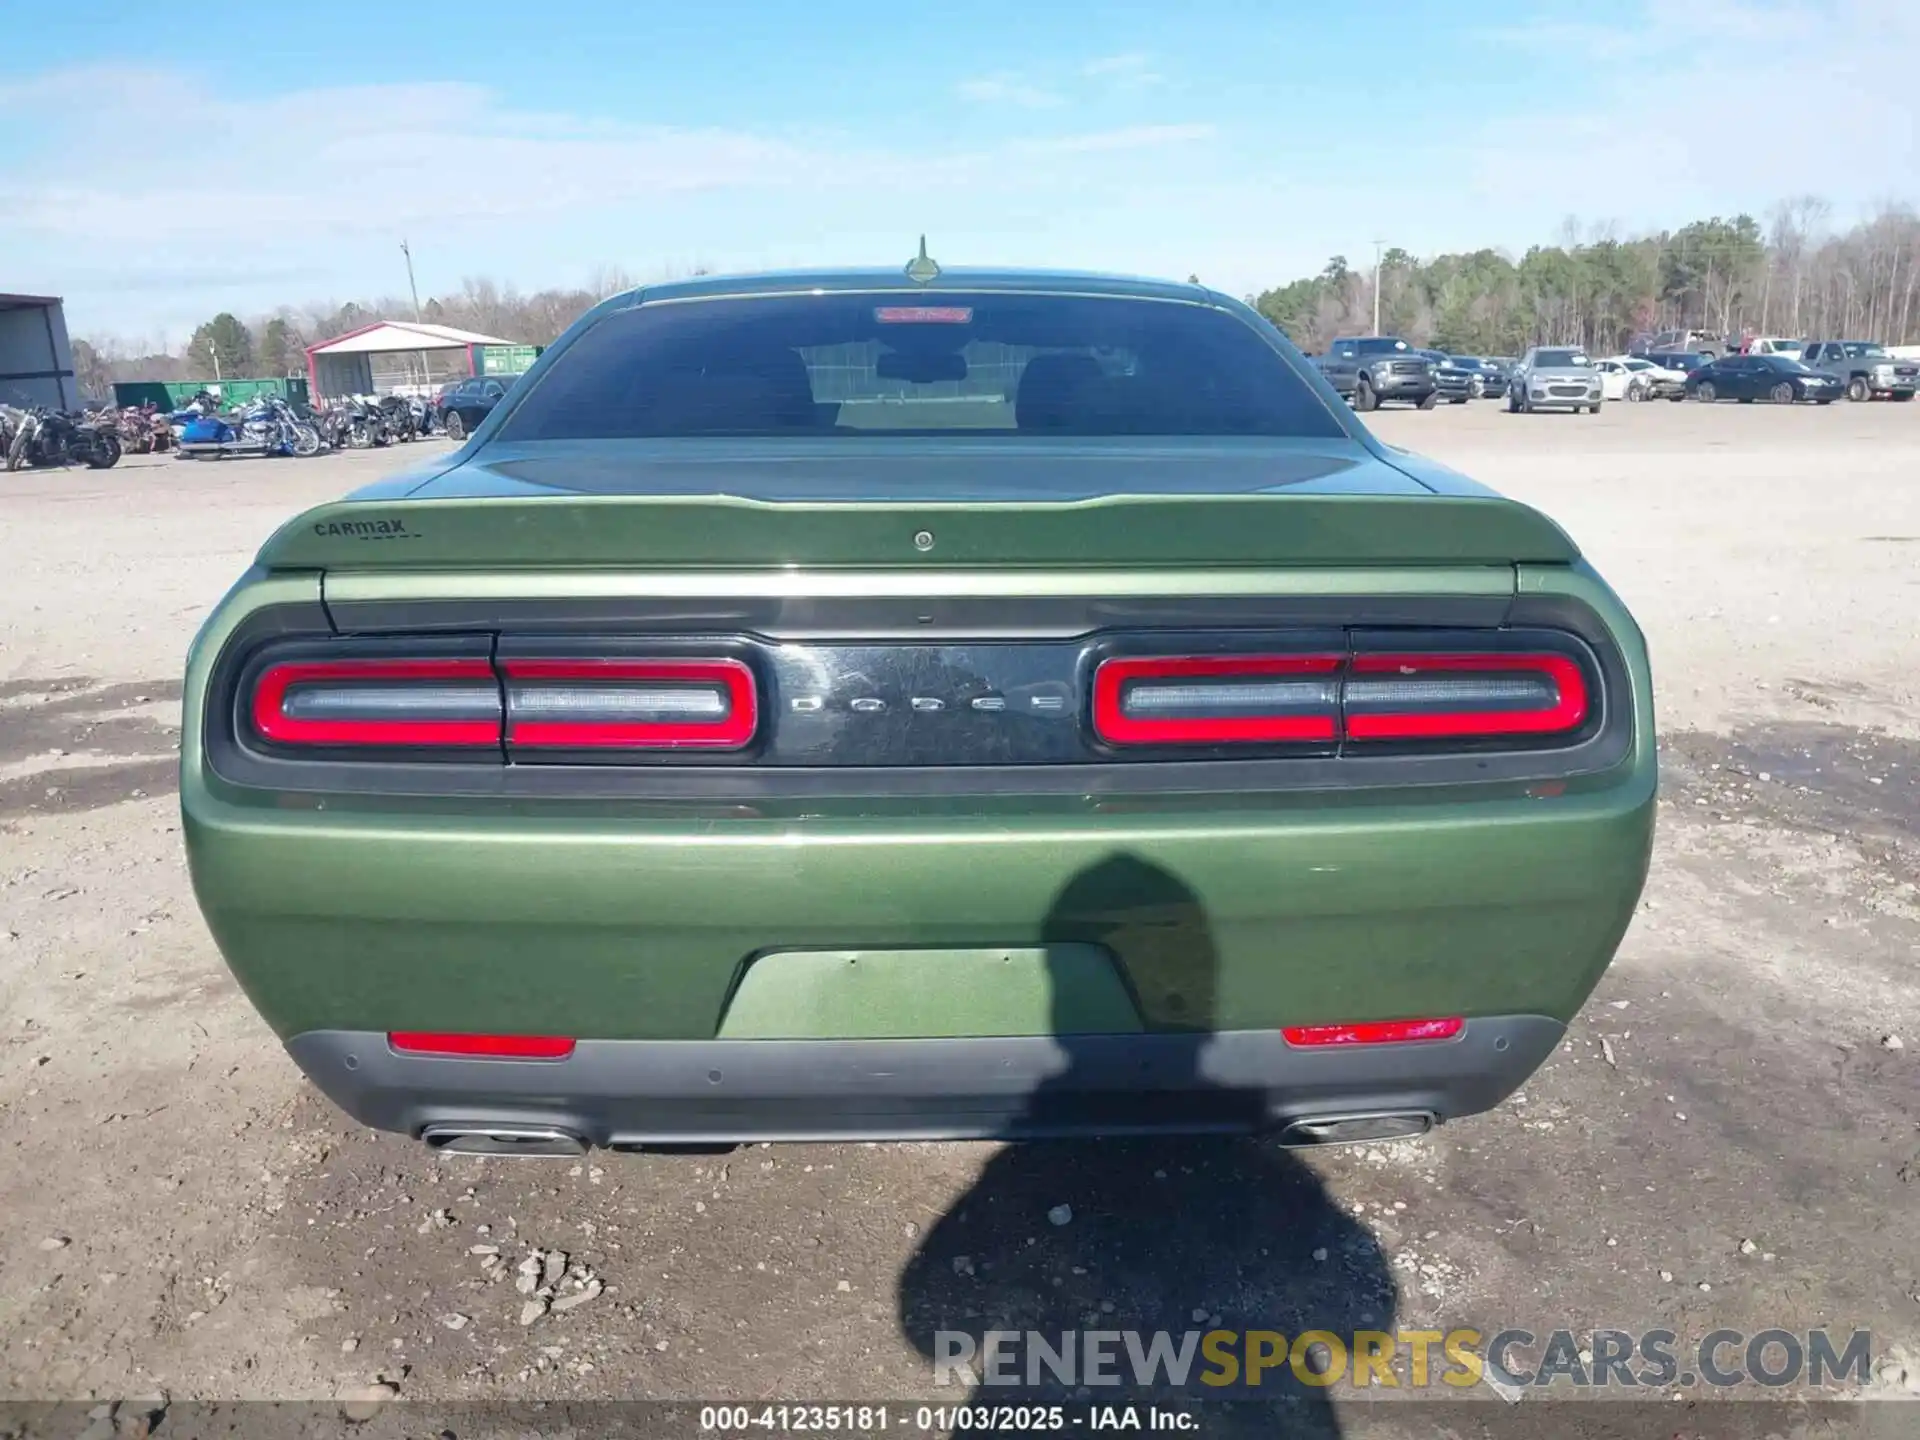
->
[2,0,1914,341]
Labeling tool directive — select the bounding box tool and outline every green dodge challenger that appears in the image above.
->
[181,260,1655,1155]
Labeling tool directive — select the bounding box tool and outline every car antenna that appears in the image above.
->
[905,236,941,284]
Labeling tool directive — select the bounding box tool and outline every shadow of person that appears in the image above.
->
[897,854,1396,1437]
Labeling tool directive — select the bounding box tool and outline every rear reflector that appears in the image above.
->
[1093,655,1343,745]
[1344,653,1587,740]
[251,658,501,747]
[1282,1017,1465,1047]
[502,657,757,750]
[388,1032,577,1059]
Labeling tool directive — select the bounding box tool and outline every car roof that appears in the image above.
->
[611,266,1211,307]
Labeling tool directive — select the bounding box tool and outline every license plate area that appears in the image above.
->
[717,946,1143,1039]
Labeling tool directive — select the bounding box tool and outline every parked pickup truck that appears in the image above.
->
[1314,337,1438,411]
[1799,341,1919,402]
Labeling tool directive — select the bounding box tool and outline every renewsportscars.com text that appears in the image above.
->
[933,1327,1873,1391]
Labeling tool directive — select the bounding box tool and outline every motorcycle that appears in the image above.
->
[341,396,391,449]
[6,406,123,470]
[166,392,223,448]
[177,395,321,460]
[114,404,170,454]
[379,394,418,442]
[310,400,354,451]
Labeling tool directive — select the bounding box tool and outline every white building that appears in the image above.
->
[305,320,515,400]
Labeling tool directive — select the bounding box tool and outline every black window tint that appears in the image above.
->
[496,293,1345,440]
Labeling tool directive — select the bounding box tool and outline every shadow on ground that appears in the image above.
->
[896,854,1396,1436]
[0,676,182,819]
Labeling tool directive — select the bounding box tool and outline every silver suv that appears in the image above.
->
[1508,347,1603,414]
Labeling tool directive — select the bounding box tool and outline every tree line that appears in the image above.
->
[71,267,674,395]
[1253,200,1920,356]
[71,198,1920,393]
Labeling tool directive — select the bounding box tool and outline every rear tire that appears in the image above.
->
[1847,376,1870,402]
[1817,397,1834,405]
[1352,380,1376,414]
[84,434,122,469]
[1417,392,1438,411]
[444,410,468,439]
[1449,396,1467,405]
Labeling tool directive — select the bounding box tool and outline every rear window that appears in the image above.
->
[496,293,1345,440]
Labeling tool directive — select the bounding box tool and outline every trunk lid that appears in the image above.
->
[257,440,1578,571]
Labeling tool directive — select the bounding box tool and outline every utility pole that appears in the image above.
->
[401,239,430,392]
[401,239,424,321]
[1372,239,1385,334]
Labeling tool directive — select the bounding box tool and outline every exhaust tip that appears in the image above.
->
[1280,1112,1435,1148]
[420,1123,587,1157]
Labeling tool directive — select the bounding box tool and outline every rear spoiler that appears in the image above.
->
[257,493,1580,571]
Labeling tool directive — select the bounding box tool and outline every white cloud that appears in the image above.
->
[954,72,1065,108]
[1467,1,1920,232]
[1013,124,1214,156]
[1082,53,1163,88]
[0,64,1220,333]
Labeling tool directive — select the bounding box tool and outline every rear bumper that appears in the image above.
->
[285,1015,1564,1145]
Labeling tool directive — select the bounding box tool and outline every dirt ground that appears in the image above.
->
[1,402,1917,1432]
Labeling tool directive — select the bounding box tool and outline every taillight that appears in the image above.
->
[1344,652,1587,741]
[1092,654,1343,746]
[1090,648,1590,749]
[1282,1017,1464,1047]
[250,658,501,747]
[388,1032,576,1059]
[501,658,757,750]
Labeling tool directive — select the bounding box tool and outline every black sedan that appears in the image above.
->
[1686,355,1842,405]
[434,376,511,440]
